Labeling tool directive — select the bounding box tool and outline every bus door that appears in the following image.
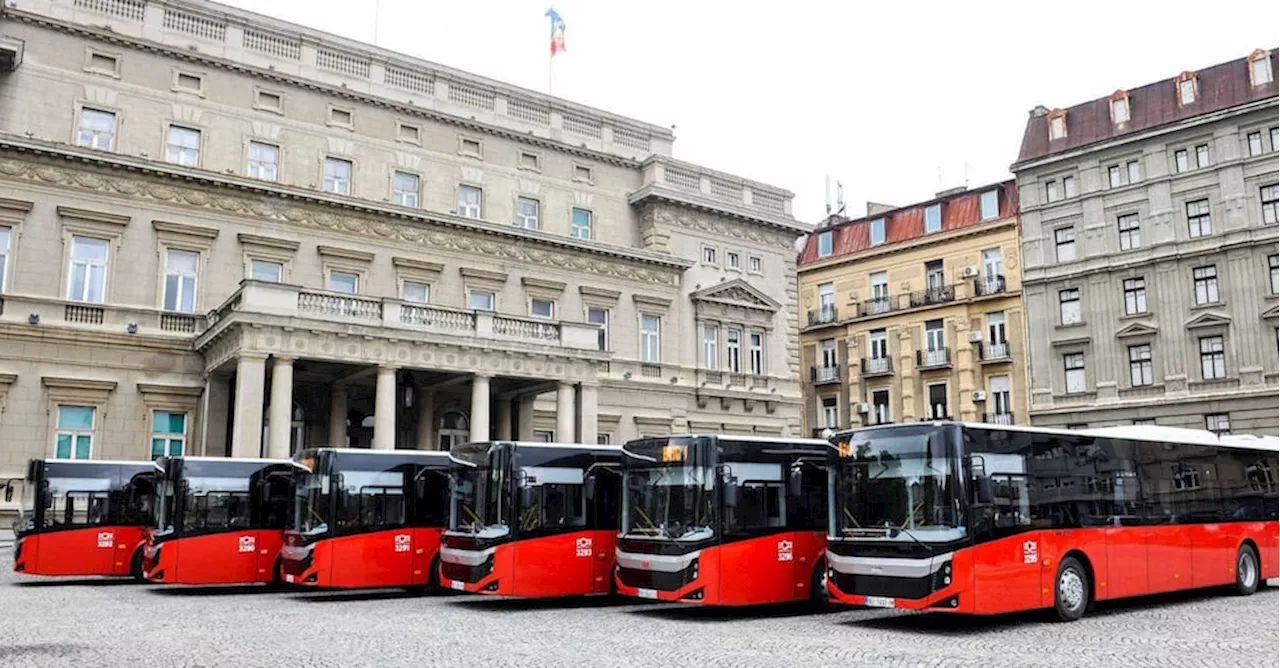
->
[252,471,293,580]
[787,460,828,599]
[968,457,1040,613]
[722,462,792,605]
[587,466,620,594]
[50,475,118,575]
[411,467,450,584]
[515,466,591,596]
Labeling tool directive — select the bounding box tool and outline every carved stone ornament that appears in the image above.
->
[648,204,795,251]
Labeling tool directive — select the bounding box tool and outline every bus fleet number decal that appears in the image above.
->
[238,536,256,553]
[777,539,793,562]
[1023,540,1038,564]
[97,531,113,549]
[575,537,592,557]
[394,534,411,552]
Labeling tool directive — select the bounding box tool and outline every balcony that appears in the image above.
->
[0,293,208,338]
[917,348,952,369]
[810,364,841,384]
[861,357,893,377]
[974,276,1007,297]
[909,286,955,308]
[983,412,1015,425]
[857,298,897,318]
[979,341,1011,363]
[807,306,839,327]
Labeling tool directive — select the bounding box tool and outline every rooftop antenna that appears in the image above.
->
[372,0,381,45]
[836,181,846,216]
[825,175,832,216]
[936,165,943,193]
[964,160,970,189]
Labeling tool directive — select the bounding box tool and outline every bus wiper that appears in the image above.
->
[891,525,935,553]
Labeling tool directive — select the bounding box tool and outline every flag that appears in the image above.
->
[546,8,566,56]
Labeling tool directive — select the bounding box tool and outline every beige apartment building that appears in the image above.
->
[0,0,807,487]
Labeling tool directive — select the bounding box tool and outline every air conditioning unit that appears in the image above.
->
[855,403,870,414]
[972,390,987,402]
[961,266,979,278]
[967,331,984,343]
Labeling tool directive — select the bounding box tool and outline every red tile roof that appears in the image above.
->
[797,181,1018,267]
[1014,49,1278,168]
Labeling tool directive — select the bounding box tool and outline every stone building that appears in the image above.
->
[1012,48,1279,434]
[796,182,1029,435]
[0,0,807,489]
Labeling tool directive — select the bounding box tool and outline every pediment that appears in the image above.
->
[690,278,780,312]
[1115,321,1158,339]
[1263,304,1279,321]
[1184,311,1232,330]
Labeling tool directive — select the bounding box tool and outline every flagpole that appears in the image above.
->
[548,50,553,96]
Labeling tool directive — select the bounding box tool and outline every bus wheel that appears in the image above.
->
[428,555,441,589]
[1234,544,1259,596]
[1053,556,1089,622]
[809,560,829,610]
[130,549,145,582]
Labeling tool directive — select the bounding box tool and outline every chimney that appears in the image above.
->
[1030,105,1050,118]
[866,201,897,217]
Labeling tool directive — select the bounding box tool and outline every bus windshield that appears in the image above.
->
[16,476,36,534]
[155,477,176,535]
[832,427,965,542]
[292,470,329,535]
[450,464,509,539]
[623,464,715,543]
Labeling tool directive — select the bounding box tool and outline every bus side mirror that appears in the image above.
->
[973,478,993,505]
[722,483,737,508]
[789,468,802,497]
[519,486,534,508]
[584,475,596,500]
[41,489,52,509]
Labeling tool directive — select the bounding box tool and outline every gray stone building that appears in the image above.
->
[0,0,808,499]
[1012,48,1279,434]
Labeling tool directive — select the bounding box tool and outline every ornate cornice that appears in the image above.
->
[635,201,797,252]
[0,138,688,286]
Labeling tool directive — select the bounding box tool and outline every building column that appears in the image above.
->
[373,365,397,450]
[577,382,598,445]
[328,386,348,448]
[517,394,536,440]
[200,372,231,456]
[267,356,294,459]
[470,374,491,442]
[556,381,576,443]
[230,353,267,459]
[416,390,435,450]
[496,398,513,441]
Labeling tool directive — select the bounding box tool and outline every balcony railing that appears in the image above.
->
[980,341,1011,362]
[0,294,210,338]
[917,348,952,369]
[974,276,1007,297]
[861,357,893,376]
[807,306,839,326]
[909,285,955,308]
[810,364,841,383]
[983,412,1015,425]
[857,297,896,318]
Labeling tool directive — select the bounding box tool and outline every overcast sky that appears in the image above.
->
[223,0,1277,223]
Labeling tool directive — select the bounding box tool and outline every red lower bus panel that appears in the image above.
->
[281,527,443,589]
[616,532,826,606]
[442,530,617,598]
[828,522,1278,615]
[144,530,284,585]
[14,526,147,577]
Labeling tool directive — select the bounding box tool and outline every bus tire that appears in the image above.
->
[1234,544,1259,596]
[809,559,829,609]
[428,555,441,589]
[1053,556,1089,622]
[130,548,145,582]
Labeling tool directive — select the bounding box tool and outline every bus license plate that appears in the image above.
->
[450,580,465,591]
[636,588,658,600]
[863,596,896,608]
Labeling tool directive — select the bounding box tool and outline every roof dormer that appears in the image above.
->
[1248,49,1273,86]
[1176,71,1197,107]
[1109,90,1130,125]
[1047,109,1067,141]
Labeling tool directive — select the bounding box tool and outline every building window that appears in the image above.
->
[393,172,420,207]
[990,375,1012,418]
[596,434,611,445]
[0,226,9,293]
[980,190,998,220]
[1059,288,1081,325]
[1111,96,1130,123]
[571,208,593,240]
[1199,336,1226,380]
[821,396,838,429]
[162,248,199,313]
[702,246,718,265]
[397,122,420,144]
[573,165,593,182]
[530,298,555,319]
[749,332,764,375]
[1064,353,1086,394]
[819,338,837,370]
[175,71,202,93]
[1249,131,1264,156]
[166,126,201,167]
[323,157,353,196]
[868,329,888,363]
[924,260,945,294]
[869,271,889,310]
[748,256,763,274]
[468,289,494,311]
[987,311,1006,346]
[924,205,941,233]
[1195,144,1210,169]
[151,410,186,459]
[703,325,718,370]
[1123,278,1147,315]
[250,259,283,283]
[726,252,740,270]
[403,281,429,303]
[255,89,283,112]
[817,231,833,258]
[329,107,353,127]
[514,197,540,230]
[871,389,890,425]
[1179,78,1196,105]
[1205,413,1231,436]
[1250,52,1274,85]
[817,282,835,321]
[1045,180,1061,203]
[1270,255,1279,294]
[640,314,661,363]
[1174,149,1189,173]
[1272,127,1279,152]
[1127,160,1142,184]
[457,185,483,219]
[1192,265,1219,305]
[1054,227,1076,262]
[87,51,119,75]
[54,405,95,459]
[1128,345,1153,387]
[868,217,885,246]
[1262,184,1278,225]
[586,307,609,351]
[1108,161,1141,187]
[1063,176,1077,198]
[518,151,540,170]
[1049,114,1066,140]
[1117,214,1141,251]
[77,108,116,150]
[247,141,279,181]
[67,236,108,303]
[924,318,945,355]
[926,383,949,420]
[459,137,483,158]
[726,328,741,373]
[1187,199,1212,237]
[329,271,358,294]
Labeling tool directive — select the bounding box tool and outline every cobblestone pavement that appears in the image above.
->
[0,561,1275,668]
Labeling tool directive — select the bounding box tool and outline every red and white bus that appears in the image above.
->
[613,435,830,606]
[144,456,300,586]
[281,448,450,589]
[825,422,1279,621]
[11,459,156,578]
[439,441,621,598]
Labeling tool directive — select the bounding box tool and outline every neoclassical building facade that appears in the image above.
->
[0,0,807,481]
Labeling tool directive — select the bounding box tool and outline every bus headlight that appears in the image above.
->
[689,558,699,580]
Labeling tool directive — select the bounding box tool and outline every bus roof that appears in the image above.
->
[831,421,1279,452]
[646,434,829,446]
[35,458,153,467]
[301,448,449,457]
[465,441,624,452]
